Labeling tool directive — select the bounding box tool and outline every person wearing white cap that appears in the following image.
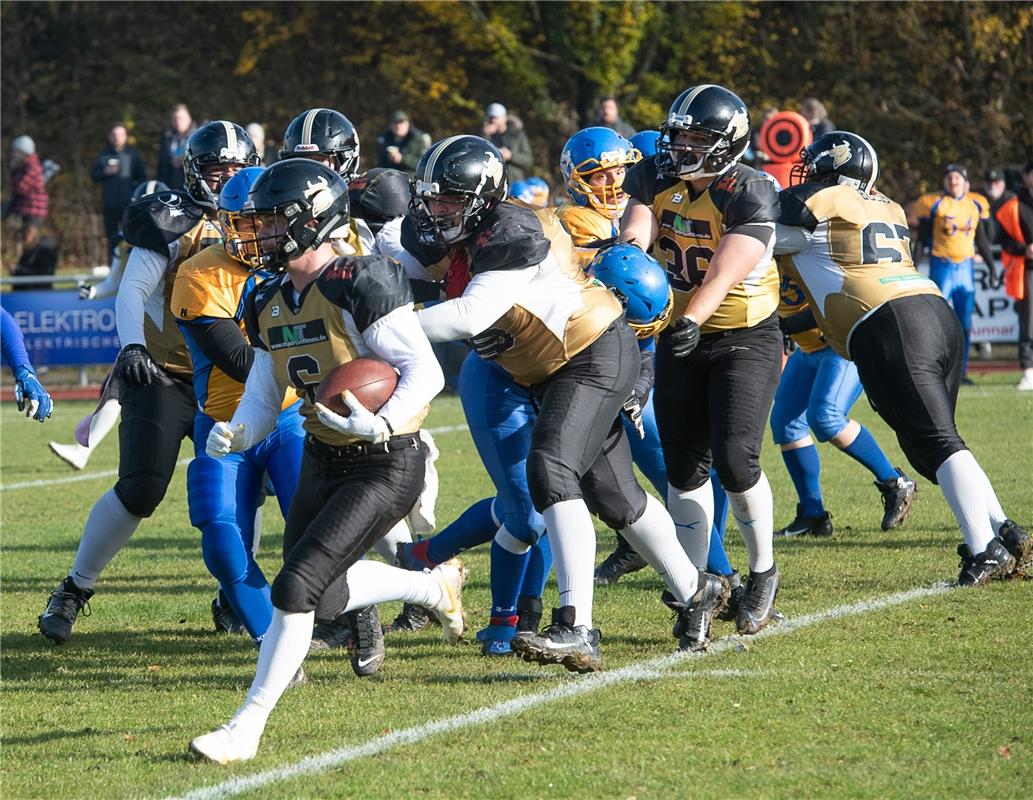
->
[481,102,533,182]
[3,135,48,252]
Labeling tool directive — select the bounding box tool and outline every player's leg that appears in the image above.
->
[38,379,194,644]
[707,317,783,636]
[49,398,121,470]
[851,295,1027,583]
[952,259,976,380]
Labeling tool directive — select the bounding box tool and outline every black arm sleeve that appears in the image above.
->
[400,214,450,267]
[975,219,996,267]
[632,345,655,403]
[780,307,818,336]
[409,279,443,304]
[189,318,254,383]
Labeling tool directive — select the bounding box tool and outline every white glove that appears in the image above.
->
[78,282,96,300]
[407,429,439,535]
[314,391,391,443]
[622,395,645,439]
[206,422,248,457]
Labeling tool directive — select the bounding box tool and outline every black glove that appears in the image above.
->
[669,317,701,358]
[622,393,645,439]
[466,328,515,360]
[115,343,162,388]
[400,214,449,267]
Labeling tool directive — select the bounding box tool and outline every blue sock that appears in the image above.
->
[782,445,825,517]
[520,534,552,598]
[706,472,734,575]
[841,426,896,482]
[427,497,496,564]
[489,540,529,620]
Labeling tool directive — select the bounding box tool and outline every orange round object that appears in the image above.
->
[759,111,812,163]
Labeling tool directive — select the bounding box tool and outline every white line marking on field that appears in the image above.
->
[164,582,950,800]
[0,425,471,492]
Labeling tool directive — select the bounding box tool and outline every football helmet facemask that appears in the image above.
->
[560,127,640,217]
[242,159,350,268]
[183,121,261,209]
[656,85,751,181]
[409,135,508,246]
[790,131,880,193]
[280,108,361,180]
[217,166,267,269]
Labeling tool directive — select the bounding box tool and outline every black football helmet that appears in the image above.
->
[130,180,170,202]
[409,135,508,245]
[656,84,751,180]
[791,131,880,193]
[183,121,260,208]
[280,108,361,180]
[242,159,350,267]
[350,168,411,234]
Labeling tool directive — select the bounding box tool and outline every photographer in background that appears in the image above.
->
[91,124,147,258]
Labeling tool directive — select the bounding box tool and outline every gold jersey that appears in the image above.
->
[777,182,941,359]
[777,269,827,353]
[911,191,990,261]
[172,245,296,421]
[556,204,617,268]
[625,159,780,333]
[246,255,427,446]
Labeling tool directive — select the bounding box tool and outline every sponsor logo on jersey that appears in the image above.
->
[267,319,329,350]
[659,209,713,240]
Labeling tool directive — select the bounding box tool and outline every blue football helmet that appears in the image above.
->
[217,166,266,268]
[589,243,673,339]
[510,177,550,208]
[560,127,640,216]
[629,130,661,159]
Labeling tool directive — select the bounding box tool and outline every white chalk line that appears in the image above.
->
[0,424,472,492]
[164,581,951,800]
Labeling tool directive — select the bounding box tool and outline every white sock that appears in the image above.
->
[372,518,413,565]
[343,560,443,610]
[88,399,120,448]
[728,472,775,573]
[620,494,699,603]
[542,499,597,628]
[235,608,314,732]
[936,450,996,553]
[70,489,141,589]
[667,482,713,570]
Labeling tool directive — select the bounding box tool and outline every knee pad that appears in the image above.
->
[200,522,250,585]
[495,526,532,554]
[114,470,172,518]
[270,567,323,614]
[806,403,849,443]
[584,480,647,531]
[186,457,237,528]
[526,450,581,512]
[497,509,544,546]
[713,443,761,494]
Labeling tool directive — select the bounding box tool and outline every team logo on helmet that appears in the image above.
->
[729,109,750,140]
[830,142,851,167]
[483,151,504,188]
[303,176,333,215]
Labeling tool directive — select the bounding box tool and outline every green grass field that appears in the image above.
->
[2,376,1031,799]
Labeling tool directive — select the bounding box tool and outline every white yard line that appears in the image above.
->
[165,582,950,800]
[0,424,472,492]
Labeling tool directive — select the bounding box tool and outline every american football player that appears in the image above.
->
[38,121,258,644]
[776,131,1029,585]
[620,84,783,636]
[189,159,464,764]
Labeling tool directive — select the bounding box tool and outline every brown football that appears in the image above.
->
[314,358,398,417]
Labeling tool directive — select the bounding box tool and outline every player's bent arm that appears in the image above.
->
[186,317,254,384]
[683,229,772,326]
[362,304,444,430]
[228,348,284,448]
[375,218,436,281]
[90,250,126,299]
[416,265,538,342]
[773,223,810,255]
[618,198,658,252]
[115,247,168,346]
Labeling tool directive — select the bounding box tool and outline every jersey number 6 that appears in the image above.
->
[287,354,321,404]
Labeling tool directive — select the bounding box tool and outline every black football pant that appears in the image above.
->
[526,320,645,527]
[273,435,425,614]
[654,313,782,493]
[115,376,195,518]
[849,294,967,483]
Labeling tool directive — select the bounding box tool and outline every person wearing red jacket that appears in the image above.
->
[3,135,48,253]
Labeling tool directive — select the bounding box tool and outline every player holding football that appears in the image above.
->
[775,131,1029,585]
[38,122,258,644]
[189,159,464,764]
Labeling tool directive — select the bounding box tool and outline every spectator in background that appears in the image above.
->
[800,98,835,137]
[377,110,431,173]
[1,305,53,422]
[156,103,196,189]
[994,160,1033,390]
[2,135,48,255]
[982,169,1009,244]
[594,96,635,138]
[90,124,147,257]
[246,123,277,166]
[482,102,533,183]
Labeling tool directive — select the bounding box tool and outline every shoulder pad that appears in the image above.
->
[623,156,660,204]
[123,190,205,254]
[778,184,825,231]
[319,255,414,332]
[468,203,550,274]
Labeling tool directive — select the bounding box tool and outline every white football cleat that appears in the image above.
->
[48,441,91,471]
[431,559,467,644]
[189,720,262,765]
[1017,368,1033,392]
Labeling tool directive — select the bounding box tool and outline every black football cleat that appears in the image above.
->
[511,594,544,647]
[775,504,833,537]
[663,573,730,652]
[38,576,93,644]
[510,606,602,673]
[998,520,1032,577]
[737,567,780,635]
[594,533,648,585]
[383,602,438,634]
[874,469,918,530]
[211,592,247,635]
[716,570,744,622]
[345,605,385,677]
[957,538,1016,587]
[309,613,353,653]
